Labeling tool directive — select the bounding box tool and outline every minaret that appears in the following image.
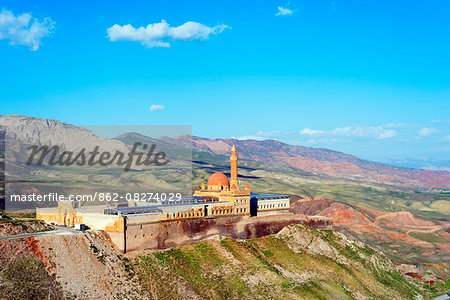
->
[230,145,239,190]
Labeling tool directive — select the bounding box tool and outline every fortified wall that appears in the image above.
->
[36,145,333,253]
[107,213,332,253]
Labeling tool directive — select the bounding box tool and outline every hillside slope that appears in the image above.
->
[134,224,432,299]
[175,135,450,188]
[291,198,450,268]
[1,114,449,189]
[1,224,442,299]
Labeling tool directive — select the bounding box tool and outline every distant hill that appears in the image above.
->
[0,223,435,299]
[1,115,448,280]
[174,135,450,188]
[382,157,450,172]
[1,114,449,188]
[0,114,128,152]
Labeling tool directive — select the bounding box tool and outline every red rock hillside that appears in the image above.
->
[291,198,450,268]
[176,135,450,188]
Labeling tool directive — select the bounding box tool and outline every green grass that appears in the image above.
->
[0,257,64,299]
[4,212,36,219]
[133,225,430,299]
[408,232,445,243]
[192,157,449,219]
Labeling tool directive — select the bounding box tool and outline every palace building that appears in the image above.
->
[193,145,290,217]
[36,146,290,232]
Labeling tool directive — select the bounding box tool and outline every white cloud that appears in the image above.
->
[0,9,54,51]
[149,104,165,112]
[299,126,396,139]
[300,128,324,135]
[238,124,402,145]
[417,127,436,137]
[107,20,230,48]
[383,122,419,129]
[331,126,397,139]
[276,6,293,16]
[378,130,397,139]
[304,138,339,145]
[233,130,282,141]
[232,135,266,141]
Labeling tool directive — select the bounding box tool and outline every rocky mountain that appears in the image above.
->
[175,135,450,188]
[291,198,450,268]
[133,224,435,299]
[382,157,450,172]
[0,222,440,299]
[0,115,448,298]
[2,114,449,188]
[0,115,192,206]
[0,114,127,152]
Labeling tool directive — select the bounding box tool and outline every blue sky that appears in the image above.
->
[1,0,449,167]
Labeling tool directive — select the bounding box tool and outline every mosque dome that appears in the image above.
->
[207,172,230,187]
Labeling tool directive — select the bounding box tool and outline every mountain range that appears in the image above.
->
[1,114,448,284]
[1,114,449,189]
[174,135,450,189]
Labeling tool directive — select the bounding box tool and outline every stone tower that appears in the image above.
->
[230,145,239,190]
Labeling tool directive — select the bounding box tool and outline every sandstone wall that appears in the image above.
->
[112,213,332,252]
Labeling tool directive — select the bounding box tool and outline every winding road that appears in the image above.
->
[0,226,80,241]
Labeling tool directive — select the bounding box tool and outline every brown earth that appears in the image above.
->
[0,220,51,237]
[0,220,444,299]
[35,231,146,299]
[291,197,450,277]
[374,211,443,233]
[0,231,148,300]
[176,135,450,188]
[0,237,65,299]
[110,214,332,252]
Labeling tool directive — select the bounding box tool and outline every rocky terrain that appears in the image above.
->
[0,114,128,152]
[0,224,443,299]
[0,232,146,299]
[291,198,450,276]
[2,114,449,189]
[0,236,65,299]
[130,224,445,299]
[176,135,450,189]
[0,219,51,237]
[0,211,52,237]
[190,149,450,219]
[1,114,449,298]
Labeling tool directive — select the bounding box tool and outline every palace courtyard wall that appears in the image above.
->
[107,213,332,253]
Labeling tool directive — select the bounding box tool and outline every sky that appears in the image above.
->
[0,0,449,168]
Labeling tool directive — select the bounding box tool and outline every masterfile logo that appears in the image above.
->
[26,142,170,172]
[3,124,193,210]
